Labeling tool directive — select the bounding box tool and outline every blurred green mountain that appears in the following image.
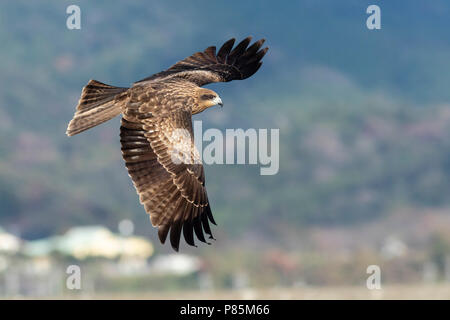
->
[1,0,450,246]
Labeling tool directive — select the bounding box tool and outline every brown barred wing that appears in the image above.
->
[120,114,215,251]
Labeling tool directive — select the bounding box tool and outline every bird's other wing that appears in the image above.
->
[120,94,215,251]
[136,36,268,86]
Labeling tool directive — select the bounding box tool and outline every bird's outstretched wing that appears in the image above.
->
[136,36,268,86]
[120,96,215,251]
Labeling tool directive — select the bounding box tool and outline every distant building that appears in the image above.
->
[0,227,22,254]
[23,225,154,260]
[149,254,202,276]
[380,236,408,260]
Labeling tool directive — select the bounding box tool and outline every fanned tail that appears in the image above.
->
[66,80,128,136]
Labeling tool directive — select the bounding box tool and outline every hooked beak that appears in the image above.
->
[212,96,223,107]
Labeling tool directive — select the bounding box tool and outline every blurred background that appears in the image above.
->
[1,0,450,299]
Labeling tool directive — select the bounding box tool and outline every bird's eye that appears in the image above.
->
[201,94,215,100]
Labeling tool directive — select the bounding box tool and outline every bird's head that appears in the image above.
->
[194,88,223,114]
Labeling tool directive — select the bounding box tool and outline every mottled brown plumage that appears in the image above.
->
[66,37,268,251]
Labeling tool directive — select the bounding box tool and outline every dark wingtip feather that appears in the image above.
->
[136,36,267,85]
[201,211,214,239]
[242,39,265,58]
[205,205,216,225]
[204,46,216,59]
[193,215,208,244]
[170,221,183,252]
[217,38,236,62]
[158,224,170,244]
[260,46,269,56]
[247,47,269,65]
[183,219,196,247]
[241,62,263,80]
[222,38,268,80]
[228,37,252,65]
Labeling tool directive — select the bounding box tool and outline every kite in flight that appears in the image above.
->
[66,37,268,251]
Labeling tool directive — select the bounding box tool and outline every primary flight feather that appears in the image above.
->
[66,37,268,251]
